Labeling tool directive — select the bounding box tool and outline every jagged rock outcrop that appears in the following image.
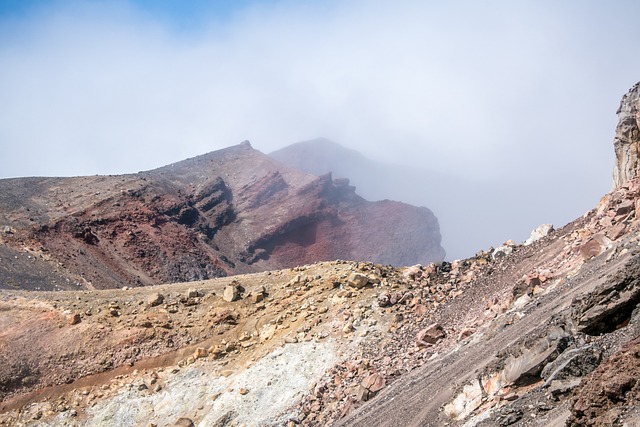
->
[613,82,640,187]
[0,142,444,290]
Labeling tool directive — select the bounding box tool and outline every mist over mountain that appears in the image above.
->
[271,137,602,260]
[269,139,488,260]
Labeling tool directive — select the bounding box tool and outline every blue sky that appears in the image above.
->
[0,1,270,21]
[1,0,640,258]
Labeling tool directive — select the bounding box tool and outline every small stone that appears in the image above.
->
[193,347,208,359]
[524,224,553,246]
[147,293,164,307]
[607,222,627,240]
[223,285,240,302]
[187,288,201,298]
[492,244,513,259]
[548,378,582,398]
[239,388,249,395]
[69,313,81,325]
[458,328,476,340]
[416,323,446,347]
[284,335,299,344]
[347,272,369,288]
[174,418,194,427]
[342,321,354,333]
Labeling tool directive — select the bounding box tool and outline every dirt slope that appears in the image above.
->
[0,178,639,427]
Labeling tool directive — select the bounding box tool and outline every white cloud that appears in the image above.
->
[0,0,639,257]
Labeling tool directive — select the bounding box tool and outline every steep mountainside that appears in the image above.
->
[1,84,640,427]
[0,142,444,290]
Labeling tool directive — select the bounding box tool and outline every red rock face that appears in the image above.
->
[0,142,444,290]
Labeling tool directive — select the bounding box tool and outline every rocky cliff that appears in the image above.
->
[0,142,444,290]
[613,82,640,187]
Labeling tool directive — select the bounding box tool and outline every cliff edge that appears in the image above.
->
[613,82,640,187]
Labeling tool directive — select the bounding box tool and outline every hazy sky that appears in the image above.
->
[1,0,640,258]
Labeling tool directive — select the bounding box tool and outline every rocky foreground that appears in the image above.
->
[1,175,640,426]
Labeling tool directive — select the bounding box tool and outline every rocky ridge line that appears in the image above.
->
[0,142,444,291]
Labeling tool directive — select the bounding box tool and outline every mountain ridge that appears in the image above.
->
[0,141,444,290]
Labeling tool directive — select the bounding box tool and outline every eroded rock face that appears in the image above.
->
[0,142,444,290]
[613,82,640,187]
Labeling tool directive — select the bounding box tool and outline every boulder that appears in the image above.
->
[577,284,640,335]
[503,328,571,385]
[607,222,627,240]
[250,285,266,303]
[403,265,423,280]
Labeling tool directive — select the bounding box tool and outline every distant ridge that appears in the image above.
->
[0,141,444,290]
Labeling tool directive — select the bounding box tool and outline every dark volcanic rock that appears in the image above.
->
[0,142,444,289]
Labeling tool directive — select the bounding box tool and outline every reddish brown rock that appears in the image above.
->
[0,142,444,291]
[357,372,386,402]
[567,338,640,427]
[69,313,81,325]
